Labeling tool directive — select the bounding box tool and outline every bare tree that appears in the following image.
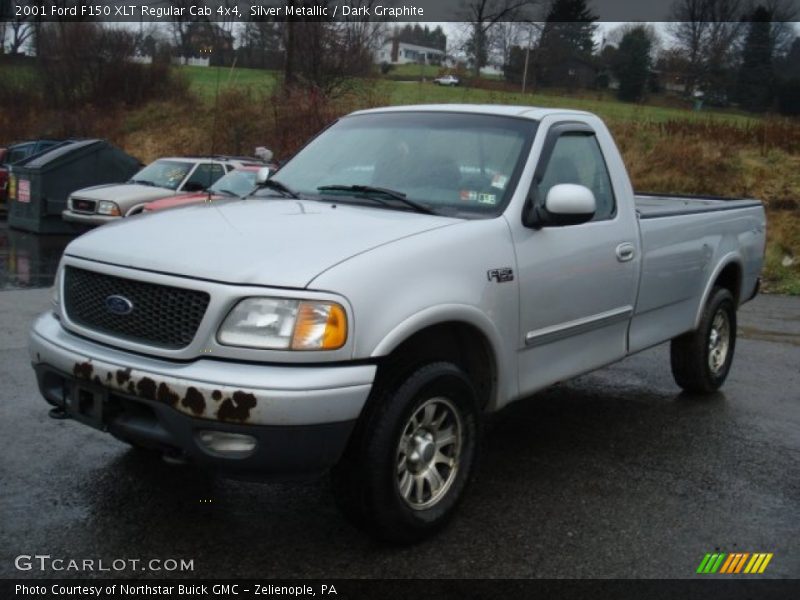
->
[284,0,384,93]
[490,21,540,67]
[169,0,210,63]
[462,0,540,76]
[668,0,745,99]
[5,9,35,55]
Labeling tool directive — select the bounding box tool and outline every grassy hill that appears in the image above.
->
[184,65,757,125]
[1,61,797,293]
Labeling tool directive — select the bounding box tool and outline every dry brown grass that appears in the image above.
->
[608,118,800,293]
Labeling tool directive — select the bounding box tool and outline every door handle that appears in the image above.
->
[616,242,635,262]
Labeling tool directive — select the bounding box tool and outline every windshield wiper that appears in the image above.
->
[317,185,436,215]
[258,178,298,198]
[129,179,156,187]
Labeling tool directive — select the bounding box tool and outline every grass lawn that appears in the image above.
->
[381,63,444,79]
[181,65,280,100]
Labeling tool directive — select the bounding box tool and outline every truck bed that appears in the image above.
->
[635,193,762,219]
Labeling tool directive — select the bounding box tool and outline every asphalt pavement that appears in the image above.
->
[1,286,798,579]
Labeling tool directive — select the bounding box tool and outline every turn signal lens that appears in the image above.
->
[291,301,347,350]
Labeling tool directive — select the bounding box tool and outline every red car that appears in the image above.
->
[143,166,264,213]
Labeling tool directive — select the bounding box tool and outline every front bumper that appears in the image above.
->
[30,312,376,476]
[62,209,119,225]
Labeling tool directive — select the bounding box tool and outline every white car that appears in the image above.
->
[433,75,460,86]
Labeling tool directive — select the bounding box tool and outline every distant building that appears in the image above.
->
[175,22,234,66]
[480,64,504,77]
[376,40,445,65]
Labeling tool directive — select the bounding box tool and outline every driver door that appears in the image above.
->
[513,122,639,396]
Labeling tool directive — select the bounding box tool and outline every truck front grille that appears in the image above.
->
[71,198,96,213]
[63,266,210,349]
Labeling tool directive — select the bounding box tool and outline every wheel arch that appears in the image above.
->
[369,306,508,411]
[694,254,743,329]
[125,202,149,217]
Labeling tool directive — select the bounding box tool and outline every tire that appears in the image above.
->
[332,361,481,543]
[670,287,737,394]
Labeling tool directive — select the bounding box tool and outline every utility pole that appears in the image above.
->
[521,27,533,94]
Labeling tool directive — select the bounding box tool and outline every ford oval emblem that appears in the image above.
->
[105,295,134,315]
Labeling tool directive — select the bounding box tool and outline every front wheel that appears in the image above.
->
[332,361,480,543]
[670,287,737,394]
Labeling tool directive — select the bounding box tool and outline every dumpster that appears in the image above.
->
[7,139,139,234]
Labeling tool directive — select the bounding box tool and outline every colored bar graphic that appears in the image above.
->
[699,552,773,574]
[744,553,761,573]
[697,554,713,573]
[719,554,736,573]
[735,553,750,573]
[710,554,726,573]
[759,554,773,573]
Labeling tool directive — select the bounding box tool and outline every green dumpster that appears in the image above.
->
[7,139,139,234]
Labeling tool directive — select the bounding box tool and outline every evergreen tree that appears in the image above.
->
[540,0,597,56]
[536,0,597,86]
[613,26,652,102]
[737,6,775,112]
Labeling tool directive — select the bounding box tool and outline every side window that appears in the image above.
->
[535,133,616,221]
[184,163,225,190]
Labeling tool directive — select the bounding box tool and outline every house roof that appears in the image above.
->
[386,41,445,54]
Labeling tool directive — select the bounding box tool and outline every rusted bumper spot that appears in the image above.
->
[71,360,257,423]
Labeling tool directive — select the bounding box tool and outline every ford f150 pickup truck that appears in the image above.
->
[30,105,766,542]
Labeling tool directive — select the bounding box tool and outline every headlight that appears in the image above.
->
[96,200,121,216]
[52,267,62,309]
[217,297,347,350]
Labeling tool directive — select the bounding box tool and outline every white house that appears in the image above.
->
[376,40,445,65]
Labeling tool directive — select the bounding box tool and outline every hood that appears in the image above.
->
[144,192,207,212]
[66,199,459,288]
[71,183,175,205]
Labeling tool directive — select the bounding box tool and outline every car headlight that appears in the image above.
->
[217,297,347,350]
[96,200,121,216]
[52,267,62,310]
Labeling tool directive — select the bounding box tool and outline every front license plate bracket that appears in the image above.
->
[68,384,107,430]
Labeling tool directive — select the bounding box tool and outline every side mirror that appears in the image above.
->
[255,166,272,185]
[525,183,596,228]
[255,146,274,162]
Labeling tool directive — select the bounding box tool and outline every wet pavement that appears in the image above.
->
[1,286,798,579]
[0,221,75,290]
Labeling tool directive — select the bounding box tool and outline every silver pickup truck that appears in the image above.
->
[30,105,765,542]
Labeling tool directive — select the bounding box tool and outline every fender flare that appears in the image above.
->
[694,253,742,329]
[369,304,514,410]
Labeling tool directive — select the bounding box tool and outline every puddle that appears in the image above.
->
[0,222,76,290]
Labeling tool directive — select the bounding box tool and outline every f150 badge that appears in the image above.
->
[487,268,514,283]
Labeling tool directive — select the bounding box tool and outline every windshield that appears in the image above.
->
[261,112,537,217]
[132,160,193,190]
[209,169,258,197]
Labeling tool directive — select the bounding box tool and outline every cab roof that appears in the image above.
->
[349,103,594,121]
